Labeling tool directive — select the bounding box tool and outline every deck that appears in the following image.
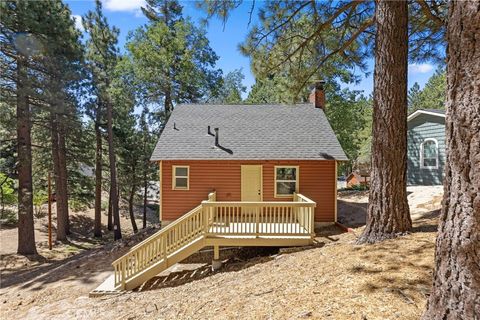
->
[91,192,316,294]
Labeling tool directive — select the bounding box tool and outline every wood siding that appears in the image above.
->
[407,114,445,185]
[160,160,336,223]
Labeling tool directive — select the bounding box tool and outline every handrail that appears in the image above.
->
[203,194,316,236]
[111,191,315,290]
[127,204,202,253]
[202,201,315,207]
[112,204,206,288]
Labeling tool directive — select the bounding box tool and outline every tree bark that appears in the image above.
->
[107,193,113,231]
[0,175,8,217]
[143,174,148,229]
[16,55,37,255]
[57,116,70,235]
[50,113,67,241]
[356,0,411,244]
[93,117,102,238]
[128,174,138,234]
[106,99,121,240]
[422,2,480,319]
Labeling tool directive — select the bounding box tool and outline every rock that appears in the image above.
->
[299,311,312,318]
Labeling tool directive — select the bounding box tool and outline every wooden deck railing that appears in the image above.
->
[202,193,316,237]
[112,204,204,289]
[111,191,315,289]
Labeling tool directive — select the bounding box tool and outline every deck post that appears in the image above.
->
[310,207,315,236]
[212,245,222,271]
[162,235,167,264]
[255,207,259,237]
[202,202,209,235]
[121,261,126,290]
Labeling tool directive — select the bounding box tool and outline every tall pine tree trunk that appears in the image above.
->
[422,2,480,319]
[128,171,138,234]
[143,173,148,229]
[94,118,102,238]
[57,116,69,235]
[107,193,113,231]
[356,0,411,244]
[50,114,67,241]
[16,56,37,255]
[106,99,121,240]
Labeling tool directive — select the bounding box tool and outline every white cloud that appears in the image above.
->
[102,0,146,12]
[72,15,84,32]
[408,63,434,74]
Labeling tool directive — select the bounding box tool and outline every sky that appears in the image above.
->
[66,0,440,98]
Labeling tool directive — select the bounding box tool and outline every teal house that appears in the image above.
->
[407,109,446,185]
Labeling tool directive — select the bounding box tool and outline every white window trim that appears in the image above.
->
[420,138,439,169]
[172,165,189,190]
[274,166,299,198]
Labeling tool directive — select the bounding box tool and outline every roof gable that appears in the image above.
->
[407,109,445,122]
[151,104,348,161]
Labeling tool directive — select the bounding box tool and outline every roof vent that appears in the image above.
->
[207,125,214,136]
[173,122,178,130]
[214,128,219,147]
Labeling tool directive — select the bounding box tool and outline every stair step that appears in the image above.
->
[89,275,121,297]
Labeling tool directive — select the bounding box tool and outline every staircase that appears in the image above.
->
[91,192,316,295]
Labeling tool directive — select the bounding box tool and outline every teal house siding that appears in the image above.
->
[407,112,445,185]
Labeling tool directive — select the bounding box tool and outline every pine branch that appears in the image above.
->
[416,0,445,29]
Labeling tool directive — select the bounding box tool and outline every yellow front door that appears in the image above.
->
[241,165,262,201]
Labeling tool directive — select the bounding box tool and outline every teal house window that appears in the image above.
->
[420,138,438,169]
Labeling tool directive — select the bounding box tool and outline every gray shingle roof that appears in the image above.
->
[151,104,348,161]
[427,109,445,115]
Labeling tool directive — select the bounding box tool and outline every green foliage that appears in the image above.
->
[340,184,369,192]
[323,84,372,171]
[245,76,293,104]
[126,0,222,122]
[210,69,246,103]
[0,102,16,177]
[0,209,18,226]
[33,189,48,218]
[409,69,446,112]
[0,173,16,206]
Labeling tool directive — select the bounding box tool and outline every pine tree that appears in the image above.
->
[83,0,122,240]
[356,0,412,243]
[422,2,480,318]
[139,107,156,229]
[1,0,38,254]
[128,0,222,124]
[408,82,421,109]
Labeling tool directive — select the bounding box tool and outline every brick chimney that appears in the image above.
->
[309,81,326,109]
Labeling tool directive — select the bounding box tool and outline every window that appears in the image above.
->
[275,166,299,197]
[420,139,438,169]
[172,166,189,190]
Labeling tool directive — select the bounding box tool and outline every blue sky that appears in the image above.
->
[67,0,440,98]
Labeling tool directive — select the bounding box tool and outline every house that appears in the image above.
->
[407,109,445,185]
[93,84,349,293]
[346,171,370,188]
[151,85,348,227]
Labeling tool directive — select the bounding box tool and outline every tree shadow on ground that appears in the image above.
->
[349,230,436,306]
[0,227,158,291]
[337,199,367,228]
[412,209,440,233]
[137,226,342,292]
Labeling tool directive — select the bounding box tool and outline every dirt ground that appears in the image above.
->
[0,187,442,320]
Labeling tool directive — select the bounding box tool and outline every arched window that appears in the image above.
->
[420,138,438,169]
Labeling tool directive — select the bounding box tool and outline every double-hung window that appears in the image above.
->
[172,166,189,190]
[275,166,299,197]
[420,139,439,169]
